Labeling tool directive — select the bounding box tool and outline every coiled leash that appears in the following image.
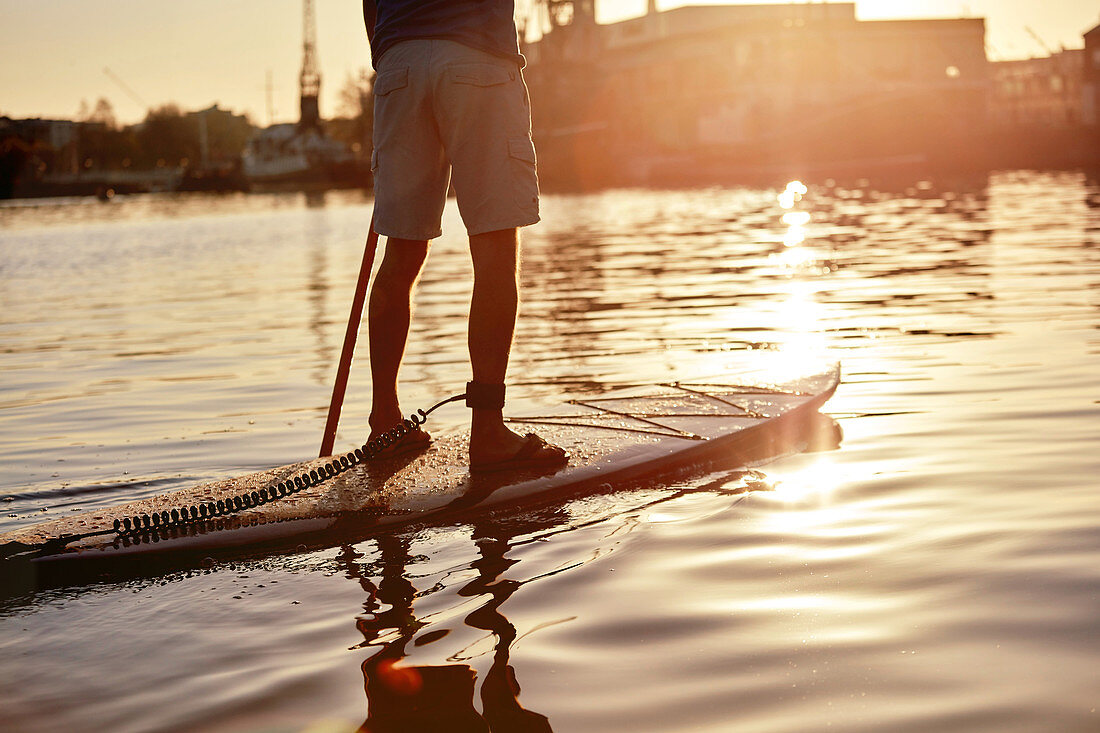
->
[0,392,469,558]
[105,392,468,540]
[104,383,506,541]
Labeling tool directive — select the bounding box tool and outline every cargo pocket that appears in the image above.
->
[508,135,539,215]
[448,63,514,87]
[373,67,408,97]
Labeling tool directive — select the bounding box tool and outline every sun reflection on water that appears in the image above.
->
[783,224,807,248]
[780,181,811,247]
[766,182,831,377]
[777,180,808,209]
[782,211,811,228]
[772,279,829,372]
[772,455,848,504]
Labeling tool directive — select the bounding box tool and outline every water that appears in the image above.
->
[1,173,1097,732]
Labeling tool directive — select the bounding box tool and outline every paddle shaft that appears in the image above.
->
[319,213,380,457]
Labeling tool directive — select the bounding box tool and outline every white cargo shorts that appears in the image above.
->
[371,39,540,240]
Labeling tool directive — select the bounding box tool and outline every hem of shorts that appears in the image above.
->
[374,223,444,241]
[466,214,540,237]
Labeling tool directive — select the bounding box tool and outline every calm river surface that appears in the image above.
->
[0,172,1097,732]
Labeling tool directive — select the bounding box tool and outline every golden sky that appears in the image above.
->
[1,0,1097,126]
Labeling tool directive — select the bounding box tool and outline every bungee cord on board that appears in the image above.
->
[5,393,469,558]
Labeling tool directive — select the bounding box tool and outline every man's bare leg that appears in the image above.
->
[467,228,544,464]
[368,237,430,438]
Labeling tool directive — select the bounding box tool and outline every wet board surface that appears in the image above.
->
[1,365,839,568]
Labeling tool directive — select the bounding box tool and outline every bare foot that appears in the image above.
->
[469,422,527,465]
[367,409,430,458]
[366,426,430,458]
[469,422,567,473]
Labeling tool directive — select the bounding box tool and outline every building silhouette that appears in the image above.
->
[1084,24,1100,126]
[521,2,1093,185]
[991,49,1086,126]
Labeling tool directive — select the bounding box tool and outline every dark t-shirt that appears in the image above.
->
[367,0,524,69]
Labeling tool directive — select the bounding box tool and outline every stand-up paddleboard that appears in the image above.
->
[1,365,839,573]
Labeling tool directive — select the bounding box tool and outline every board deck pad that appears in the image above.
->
[2,365,839,566]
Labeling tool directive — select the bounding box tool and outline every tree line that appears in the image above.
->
[2,71,375,175]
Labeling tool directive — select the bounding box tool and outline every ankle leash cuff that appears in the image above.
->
[465,381,506,410]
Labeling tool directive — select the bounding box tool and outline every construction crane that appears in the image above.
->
[1025,26,1054,56]
[103,67,148,114]
[299,0,321,130]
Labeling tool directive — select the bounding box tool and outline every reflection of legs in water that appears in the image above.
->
[344,512,560,732]
[348,538,488,733]
[362,662,488,733]
[461,524,554,732]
